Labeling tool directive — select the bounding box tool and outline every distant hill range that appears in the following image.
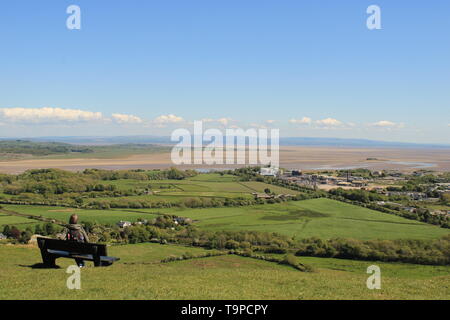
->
[279,137,450,148]
[7,136,448,149]
[0,140,170,158]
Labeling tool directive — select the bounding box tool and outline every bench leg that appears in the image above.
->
[42,253,57,268]
[94,257,102,267]
[39,247,57,267]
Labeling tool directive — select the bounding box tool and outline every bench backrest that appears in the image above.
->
[37,237,107,256]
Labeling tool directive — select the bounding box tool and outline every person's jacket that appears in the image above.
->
[65,224,90,243]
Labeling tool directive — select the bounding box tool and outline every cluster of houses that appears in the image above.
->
[260,167,280,177]
[277,169,450,205]
[117,221,134,228]
[376,201,450,217]
[433,183,450,194]
[116,217,193,229]
[117,220,152,228]
[376,201,418,213]
[431,209,450,217]
[385,191,429,201]
[280,171,369,188]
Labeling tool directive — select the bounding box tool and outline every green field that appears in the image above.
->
[2,198,448,240]
[0,214,39,227]
[49,174,301,206]
[167,199,449,240]
[105,174,300,197]
[1,171,449,300]
[1,243,448,300]
[239,181,300,194]
[1,205,161,226]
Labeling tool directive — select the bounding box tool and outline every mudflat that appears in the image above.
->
[279,146,450,171]
[0,146,449,173]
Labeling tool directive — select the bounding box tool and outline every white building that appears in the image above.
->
[117,221,132,228]
[260,167,279,177]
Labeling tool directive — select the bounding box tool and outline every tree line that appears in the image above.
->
[3,215,449,266]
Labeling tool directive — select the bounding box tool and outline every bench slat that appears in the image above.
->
[100,256,120,262]
[47,249,94,261]
[47,249,119,262]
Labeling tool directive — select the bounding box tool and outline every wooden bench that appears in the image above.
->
[37,237,120,267]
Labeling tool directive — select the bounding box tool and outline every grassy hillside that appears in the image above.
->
[0,172,300,209]
[1,170,449,300]
[1,205,161,226]
[1,243,449,300]
[105,174,300,196]
[167,198,449,240]
[3,198,448,241]
[0,214,37,226]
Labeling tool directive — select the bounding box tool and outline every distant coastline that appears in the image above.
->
[1,136,449,149]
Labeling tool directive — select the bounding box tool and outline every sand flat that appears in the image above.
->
[0,147,449,173]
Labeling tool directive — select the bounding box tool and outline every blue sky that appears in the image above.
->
[0,0,449,143]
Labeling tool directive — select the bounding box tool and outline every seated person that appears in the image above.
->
[65,214,90,268]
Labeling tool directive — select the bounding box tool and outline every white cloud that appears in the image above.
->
[112,113,143,124]
[370,120,404,129]
[266,120,276,124]
[0,107,103,123]
[315,118,343,127]
[289,117,351,129]
[152,114,185,128]
[217,118,232,126]
[154,114,184,124]
[289,117,312,125]
[201,117,233,126]
[372,120,395,127]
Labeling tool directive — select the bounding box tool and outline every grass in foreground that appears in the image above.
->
[0,243,449,300]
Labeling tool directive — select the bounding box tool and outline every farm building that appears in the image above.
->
[260,167,279,177]
[351,181,368,187]
[117,221,132,228]
[252,193,273,200]
[337,181,352,187]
